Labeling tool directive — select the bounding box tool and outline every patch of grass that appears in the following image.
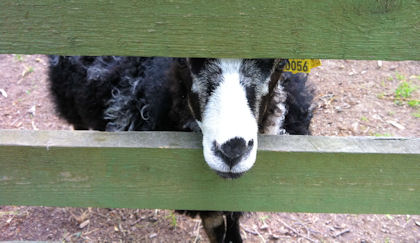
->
[376,93,385,99]
[407,99,420,108]
[395,81,417,99]
[360,116,368,122]
[166,211,177,228]
[374,133,392,137]
[412,110,420,118]
[14,54,24,62]
[171,213,177,228]
[259,215,269,226]
[384,238,391,243]
[259,215,269,222]
[394,81,418,107]
[395,72,406,81]
[380,80,386,87]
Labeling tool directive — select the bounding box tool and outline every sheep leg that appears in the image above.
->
[224,212,242,243]
[200,211,226,243]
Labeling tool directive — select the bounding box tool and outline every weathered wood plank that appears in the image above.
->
[0,0,418,60]
[0,130,419,214]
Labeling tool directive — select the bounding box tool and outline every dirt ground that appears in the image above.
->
[0,55,419,242]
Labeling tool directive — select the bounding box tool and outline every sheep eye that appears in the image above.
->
[188,58,208,75]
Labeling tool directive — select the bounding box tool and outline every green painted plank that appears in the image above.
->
[0,130,419,214]
[0,0,418,60]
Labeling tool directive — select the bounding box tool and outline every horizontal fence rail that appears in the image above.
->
[0,0,418,60]
[0,130,419,214]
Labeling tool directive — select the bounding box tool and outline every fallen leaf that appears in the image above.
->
[79,219,90,229]
[0,88,7,98]
[31,120,38,130]
[259,223,269,230]
[387,120,405,130]
[28,105,36,116]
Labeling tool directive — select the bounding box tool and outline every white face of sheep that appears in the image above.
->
[184,58,283,179]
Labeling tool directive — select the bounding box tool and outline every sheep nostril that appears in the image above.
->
[248,139,254,148]
[220,137,247,159]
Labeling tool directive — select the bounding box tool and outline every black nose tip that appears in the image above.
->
[213,137,254,168]
[221,137,247,159]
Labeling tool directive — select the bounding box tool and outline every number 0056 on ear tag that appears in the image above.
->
[283,59,321,74]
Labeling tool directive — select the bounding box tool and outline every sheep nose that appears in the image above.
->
[214,137,254,168]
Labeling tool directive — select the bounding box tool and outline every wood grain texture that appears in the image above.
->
[0,130,419,214]
[0,0,418,60]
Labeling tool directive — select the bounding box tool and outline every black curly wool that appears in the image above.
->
[49,56,312,135]
[49,56,177,131]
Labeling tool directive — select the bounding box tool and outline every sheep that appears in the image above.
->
[49,56,313,243]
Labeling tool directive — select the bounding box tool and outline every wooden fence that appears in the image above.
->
[1,130,419,214]
[0,0,419,214]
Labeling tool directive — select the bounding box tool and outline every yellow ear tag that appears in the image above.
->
[283,59,321,74]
